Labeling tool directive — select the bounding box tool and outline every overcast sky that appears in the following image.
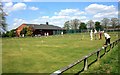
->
[2,0,118,31]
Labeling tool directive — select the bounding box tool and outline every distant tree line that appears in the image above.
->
[1,17,119,38]
[2,29,16,37]
[64,17,119,33]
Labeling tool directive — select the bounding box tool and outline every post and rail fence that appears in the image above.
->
[51,38,120,75]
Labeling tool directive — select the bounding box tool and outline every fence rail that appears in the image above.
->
[51,38,120,75]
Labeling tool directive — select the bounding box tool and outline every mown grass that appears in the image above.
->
[2,32,118,73]
[83,43,119,74]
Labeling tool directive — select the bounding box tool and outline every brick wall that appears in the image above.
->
[16,24,27,37]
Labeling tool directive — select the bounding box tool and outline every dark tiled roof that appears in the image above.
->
[26,24,63,30]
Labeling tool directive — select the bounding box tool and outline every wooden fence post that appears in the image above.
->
[117,40,118,44]
[114,41,116,46]
[97,51,100,61]
[112,42,114,48]
[115,41,117,46]
[104,47,107,54]
[84,56,88,71]
[110,44,112,49]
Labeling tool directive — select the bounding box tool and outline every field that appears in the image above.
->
[2,32,118,73]
[84,43,119,74]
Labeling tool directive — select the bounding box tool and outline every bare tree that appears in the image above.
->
[111,18,118,30]
[101,18,110,30]
[87,20,94,30]
[71,19,80,30]
[69,20,74,29]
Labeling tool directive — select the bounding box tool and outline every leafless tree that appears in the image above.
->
[70,19,80,30]
[87,20,94,30]
[101,18,110,30]
[111,18,119,30]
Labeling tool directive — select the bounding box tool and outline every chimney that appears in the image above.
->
[46,22,48,25]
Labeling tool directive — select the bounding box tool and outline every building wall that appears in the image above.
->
[16,24,27,37]
[16,23,64,37]
[33,29,64,36]
[33,29,54,36]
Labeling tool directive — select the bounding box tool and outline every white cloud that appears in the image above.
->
[11,18,27,30]
[85,3,118,21]
[74,11,86,15]
[29,6,39,10]
[41,16,49,19]
[4,2,13,7]
[48,8,87,26]
[12,3,27,11]
[50,16,68,20]
[3,2,27,14]
[85,4,116,14]
[93,11,118,19]
[3,2,39,14]
[3,2,13,13]
[71,16,86,20]
[55,8,86,16]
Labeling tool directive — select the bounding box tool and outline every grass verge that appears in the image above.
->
[83,43,119,74]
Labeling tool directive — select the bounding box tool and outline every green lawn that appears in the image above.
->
[2,32,118,73]
[83,42,119,74]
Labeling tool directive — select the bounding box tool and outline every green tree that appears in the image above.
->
[9,29,16,37]
[20,27,33,37]
[64,21,70,30]
[26,27,33,36]
[20,27,27,36]
[1,29,16,37]
[5,31,9,37]
[79,22,87,30]
[1,32,6,37]
[95,21,103,31]
[0,2,7,31]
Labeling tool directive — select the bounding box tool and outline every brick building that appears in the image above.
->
[16,22,64,37]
